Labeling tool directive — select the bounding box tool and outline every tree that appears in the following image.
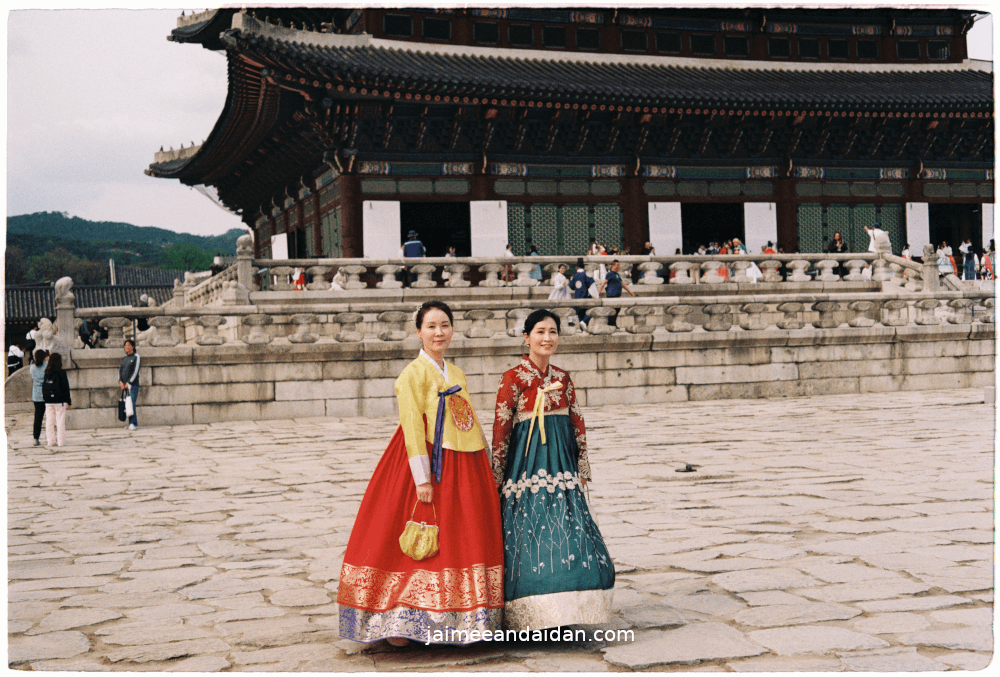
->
[165,242,214,271]
[5,245,28,284]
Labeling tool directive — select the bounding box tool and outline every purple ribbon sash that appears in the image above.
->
[433,385,462,482]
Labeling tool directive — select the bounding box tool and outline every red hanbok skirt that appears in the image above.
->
[338,427,504,643]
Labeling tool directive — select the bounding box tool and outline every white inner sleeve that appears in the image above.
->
[409,455,432,486]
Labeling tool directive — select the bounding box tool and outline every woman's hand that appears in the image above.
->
[416,482,433,503]
[581,477,588,488]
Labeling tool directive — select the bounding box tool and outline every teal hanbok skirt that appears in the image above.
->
[499,413,614,629]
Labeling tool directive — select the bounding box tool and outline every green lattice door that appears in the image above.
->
[321,207,342,257]
[798,203,903,254]
[507,203,622,256]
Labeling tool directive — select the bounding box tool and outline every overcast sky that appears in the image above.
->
[4,6,995,238]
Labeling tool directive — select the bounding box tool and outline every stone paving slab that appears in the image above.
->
[7,387,994,671]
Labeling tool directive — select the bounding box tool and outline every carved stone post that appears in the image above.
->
[668,261,695,285]
[148,316,181,347]
[760,259,783,283]
[626,305,656,334]
[220,280,249,306]
[730,260,752,283]
[703,304,733,331]
[376,264,403,289]
[333,312,364,342]
[195,316,228,345]
[776,302,804,329]
[887,262,905,285]
[100,317,130,344]
[700,261,725,284]
[871,258,892,282]
[464,310,494,338]
[444,263,470,288]
[786,260,811,282]
[478,264,505,287]
[848,301,877,327]
[664,305,694,332]
[505,308,533,337]
[551,307,580,335]
[340,264,368,290]
[270,266,295,292]
[242,315,274,344]
[377,311,410,341]
[512,262,540,287]
[904,267,923,292]
[981,298,994,323]
[583,307,617,335]
[639,261,664,285]
[739,303,768,331]
[880,300,910,326]
[288,314,320,343]
[843,260,867,282]
[913,299,941,325]
[306,266,333,291]
[811,301,842,328]
[815,260,840,282]
[947,299,975,324]
[172,279,186,307]
[921,244,940,292]
[410,263,438,288]
[236,233,254,290]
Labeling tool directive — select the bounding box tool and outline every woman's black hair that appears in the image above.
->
[34,349,47,364]
[523,308,561,336]
[415,300,454,329]
[46,352,63,374]
[123,339,136,350]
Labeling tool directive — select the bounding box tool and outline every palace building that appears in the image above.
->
[147,7,993,259]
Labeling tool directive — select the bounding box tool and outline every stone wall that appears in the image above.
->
[60,323,994,430]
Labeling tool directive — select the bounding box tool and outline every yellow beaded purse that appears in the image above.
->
[399,501,439,561]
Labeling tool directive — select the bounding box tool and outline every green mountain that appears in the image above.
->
[6,212,245,253]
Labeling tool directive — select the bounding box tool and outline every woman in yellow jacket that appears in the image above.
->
[338,300,503,646]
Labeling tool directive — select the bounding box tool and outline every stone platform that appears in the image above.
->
[6,388,994,671]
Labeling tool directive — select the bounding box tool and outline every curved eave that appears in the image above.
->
[168,9,236,49]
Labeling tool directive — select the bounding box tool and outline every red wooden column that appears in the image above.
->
[621,175,647,255]
[340,174,363,258]
[775,176,798,252]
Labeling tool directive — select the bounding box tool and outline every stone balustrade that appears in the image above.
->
[185,265,239,306]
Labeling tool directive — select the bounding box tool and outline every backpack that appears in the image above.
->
[42,374,59,403]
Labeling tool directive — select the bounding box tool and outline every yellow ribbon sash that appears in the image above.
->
[524,382,563,456]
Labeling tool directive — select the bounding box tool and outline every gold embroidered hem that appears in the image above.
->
[504,589,613,630]
[338,562,504,612]
[340,604,503,644]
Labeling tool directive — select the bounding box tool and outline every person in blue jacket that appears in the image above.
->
[401,230,425,287]
[569,258,594,329]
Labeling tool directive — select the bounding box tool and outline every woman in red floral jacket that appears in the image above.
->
[491,309,614,631]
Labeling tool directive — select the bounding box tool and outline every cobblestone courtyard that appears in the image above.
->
[7,388,994,671]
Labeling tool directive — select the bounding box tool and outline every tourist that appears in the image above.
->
[292,267,306,290]
[30,350,48,446]
[964,246,979,280]
[528,244,543,281]
[491,309,614,630]
[598,260,635,327]
[696,244,707,255]
[42,352,71,447]
[901,243,911,260]
[402,229,426,287]
[733,238,748,254]
[78,318,99,349]
[826,231,850,278]
[338,300,502,646]
[329,267,346,291]
[441,245,456,282]
[569,258,594,329]
[937,243,953,276]
[943,240,958,275]
[8,342,24,376]
[118,339,141,431]
[763,241,777,255]
[25,325,37,365]
[717,241,730,280]
[548,263,571,301]
[502,242,515,283]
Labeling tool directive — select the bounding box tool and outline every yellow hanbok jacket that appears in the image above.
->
[394,351,487,485]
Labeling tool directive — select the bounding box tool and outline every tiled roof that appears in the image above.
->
[4,286,175,323]
[115,266,186,287]
[237,31,993,111]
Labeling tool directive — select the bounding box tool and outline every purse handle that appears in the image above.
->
[410,500,437,526]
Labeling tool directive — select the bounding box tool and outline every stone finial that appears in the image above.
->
[409,264,438,289]
[478,263,505,287]
[333,312,364,342]
[946,299,975,325]
[625,305,656,334]
[815,260,840,282]
[550,307,580,335]
[776,302,804,330]
[288,314,320,343]
[377,311,410,341]
[923,244,936,261]
[195,315,228,345]
[880,300,909,326]
[668,261,695,285]
[270,266,295,291]
[848,301,877,327]
[638,261,664,285]
[664,305,694,332]
[739,303,769,331]
[236,233,253,257]
[511,263,540,287]
[220,280,250,306]
[730,260,752,283]
[981,298,994,324]
[843,260,867,282]
[306,266,333,291]
[242,314,274,344]
[54,276,75,307]
[375,264,404,289]
[583,307,616,335]
[99,317,130,343]
[703,304,733,331]
[700,261,726,284]
[914,299,942,325]
[340,264,368,290]
[785,260,810,282]
[505,308,533,337]
[811,301,843,328]
[148,316,181,347]
[464,310,494,338]
[444,263,471,288]
[871,258,892,282]
[760,260,784,283]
